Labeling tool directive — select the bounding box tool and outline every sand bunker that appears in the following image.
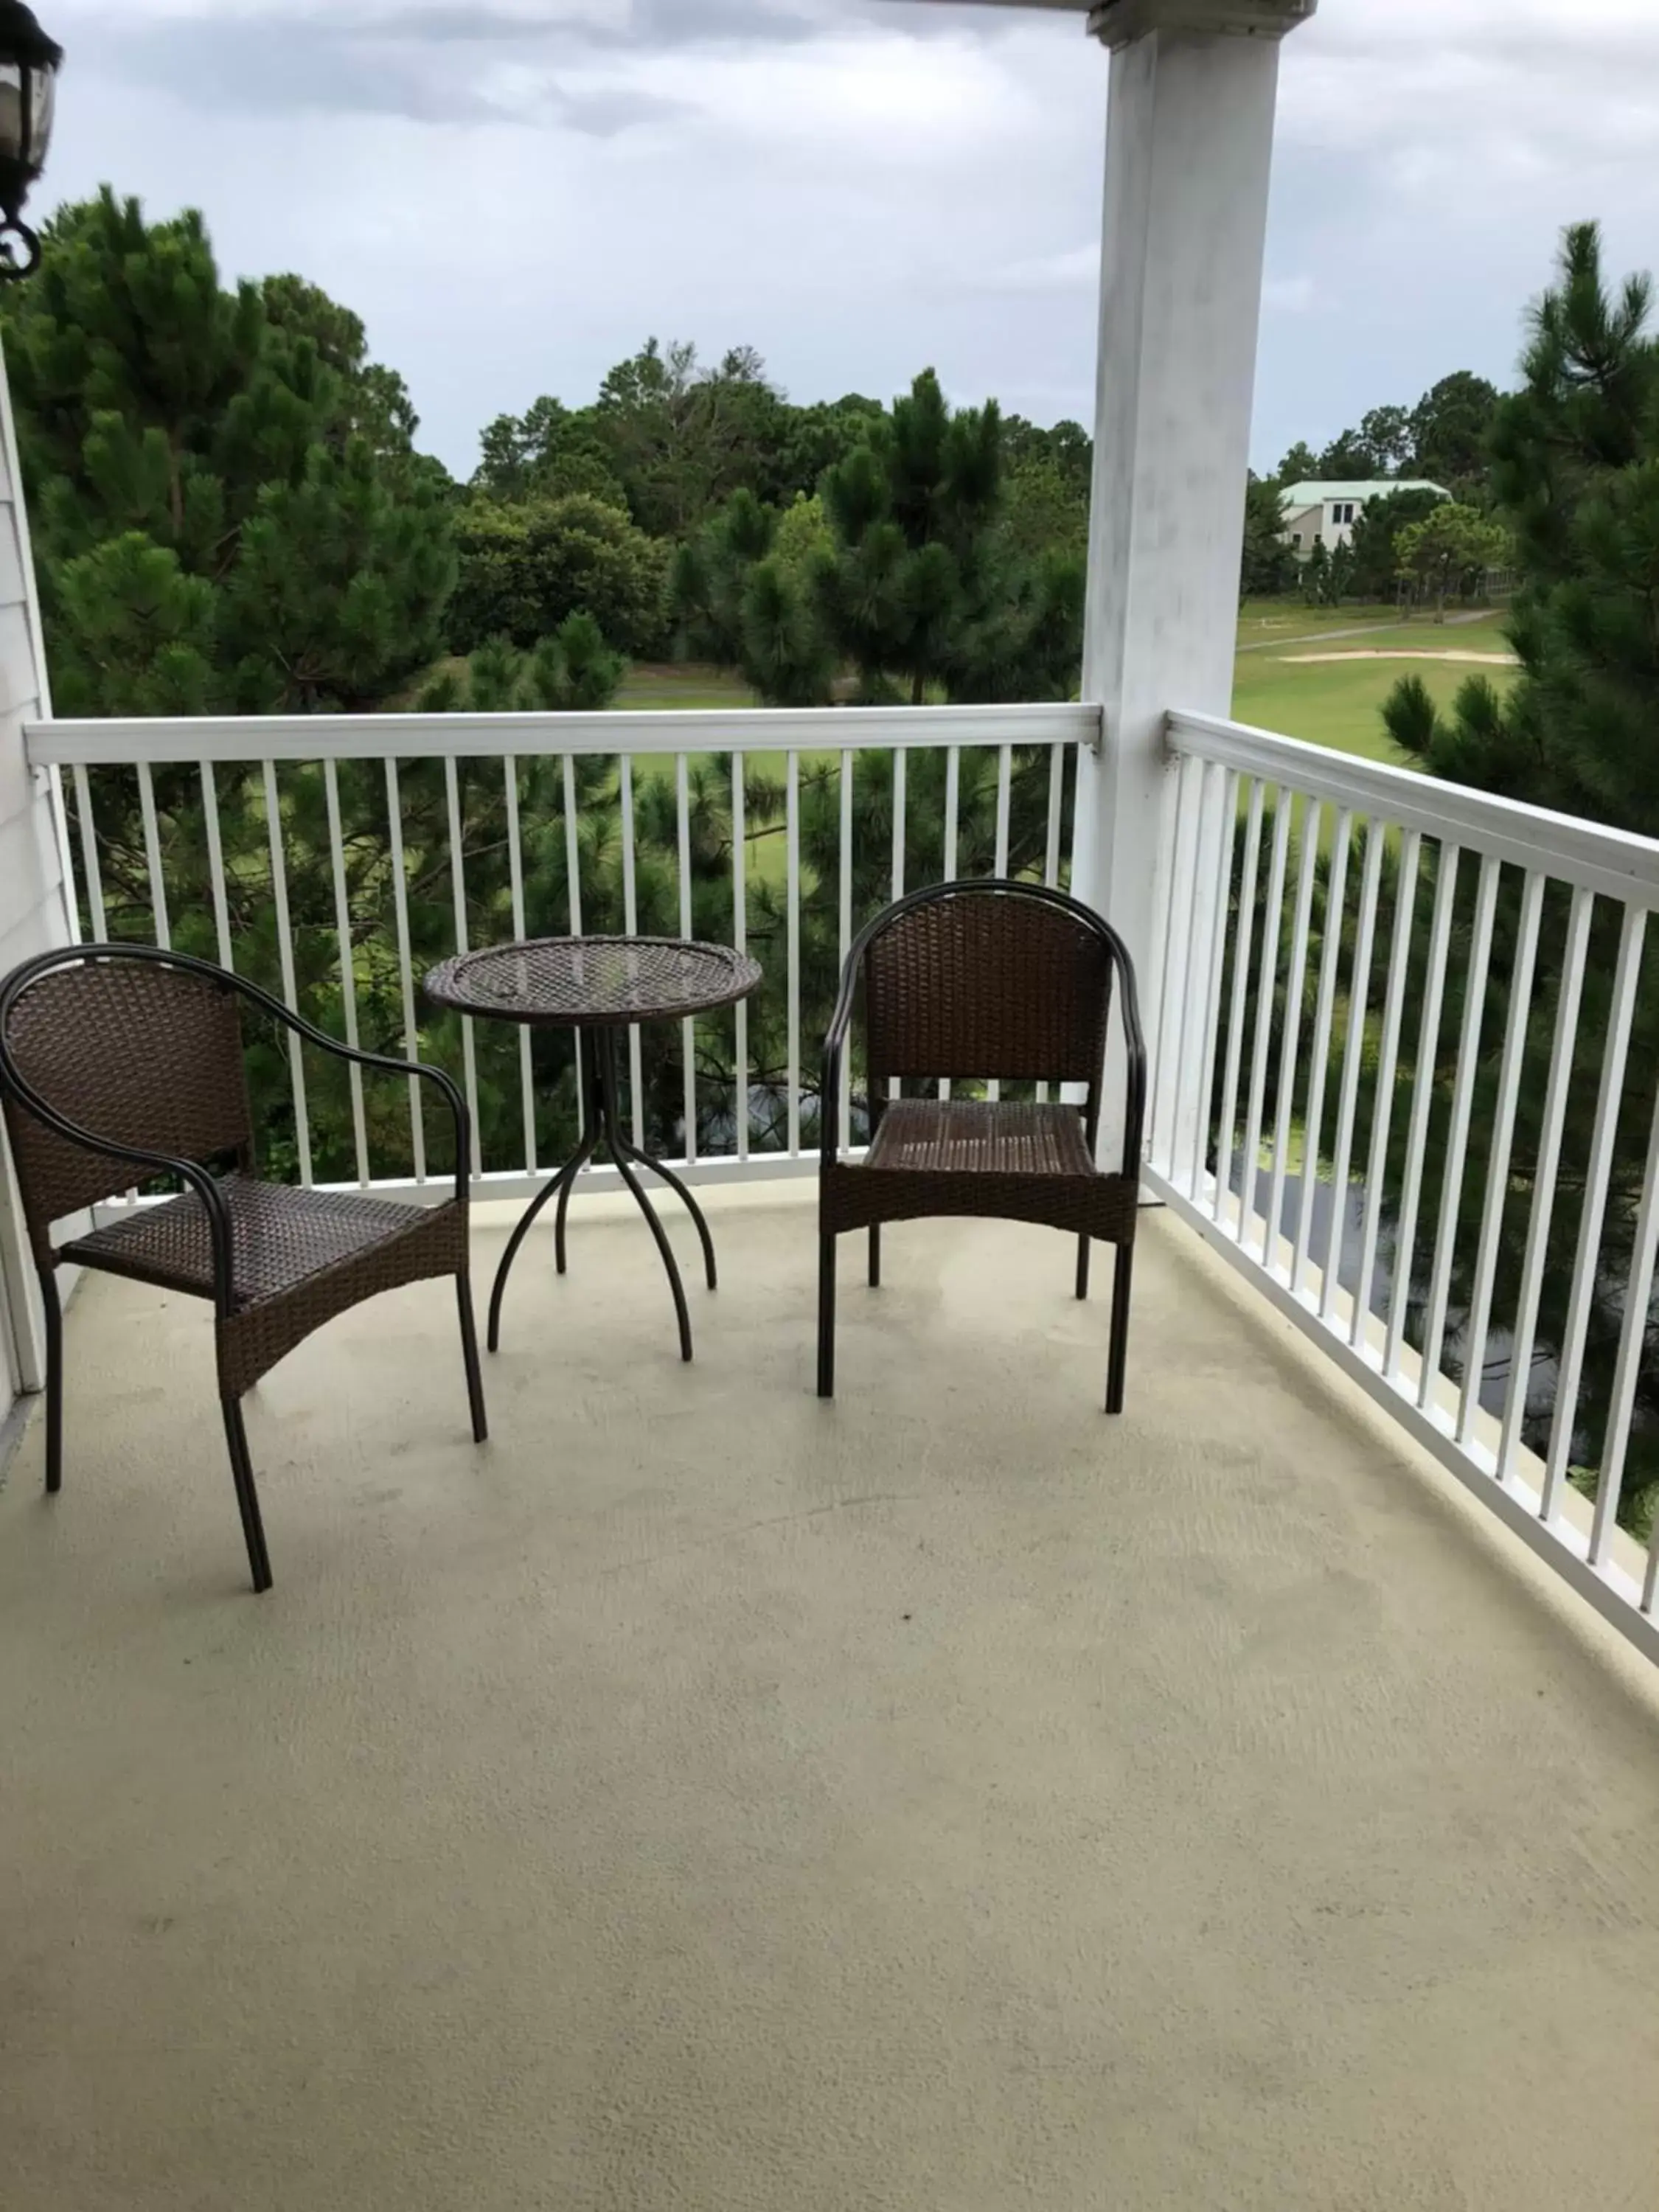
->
[1282,648,1518,667]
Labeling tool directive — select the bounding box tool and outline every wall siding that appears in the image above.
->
[0,346,72,1417]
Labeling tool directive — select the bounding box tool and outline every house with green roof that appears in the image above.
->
[1280,477,1448,557]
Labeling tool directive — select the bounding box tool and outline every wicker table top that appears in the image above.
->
[423,936,762,1029]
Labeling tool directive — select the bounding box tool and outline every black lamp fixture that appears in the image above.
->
[0,1,59,279]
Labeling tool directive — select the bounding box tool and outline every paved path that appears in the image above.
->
[1237,608,1495,655]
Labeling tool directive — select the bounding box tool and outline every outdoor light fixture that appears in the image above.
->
[0,1,60,279]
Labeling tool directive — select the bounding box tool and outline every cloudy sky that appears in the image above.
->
[31,0,1659,479]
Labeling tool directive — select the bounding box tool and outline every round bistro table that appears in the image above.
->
[424,936,762,1363]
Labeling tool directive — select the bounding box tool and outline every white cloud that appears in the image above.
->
[27,0,1659,479]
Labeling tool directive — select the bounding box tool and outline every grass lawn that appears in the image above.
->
[410,613,1520,784]
[1231,616,1517,767]
[616,663,757,712]
[616,633,1520,781]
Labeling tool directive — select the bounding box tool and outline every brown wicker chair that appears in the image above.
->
[0,943,487,1594]
[818,880,1146,1411]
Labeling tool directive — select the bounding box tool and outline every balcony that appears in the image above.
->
[3,16,1658,2200]
[26,695,1659,1663]
[6,695,1659,2205]
[5,1180,1659,2210]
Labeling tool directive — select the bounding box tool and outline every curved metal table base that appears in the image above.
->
[488,1029,715,1363]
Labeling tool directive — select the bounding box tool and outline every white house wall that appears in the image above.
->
[0,340,71,1419]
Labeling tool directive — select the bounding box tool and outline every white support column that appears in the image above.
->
[0,336,71,1413]
[1070,0,1313,1161]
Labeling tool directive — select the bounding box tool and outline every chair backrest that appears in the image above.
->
[0,947,254,1262]
[860,880,1124,1089]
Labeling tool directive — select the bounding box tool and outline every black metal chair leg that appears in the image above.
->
[38,1267,62,1495]
[818,1233,837,1398]
[1105,1245,1134,1416]
[220,1394,273,1593]
[868,1225,880,1288]
[456,1274,488,1441]
[1076,1234,1091,1301]
[618,1138,717,1289]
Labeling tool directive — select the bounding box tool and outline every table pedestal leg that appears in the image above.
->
[487,1096,597,1353]
[554,1031,603,1277]
[487,1026,711,1362]
[594,1029,695,1362]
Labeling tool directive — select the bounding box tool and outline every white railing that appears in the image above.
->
[1150,709,1659,1666]
[27,703,1090,1201]
[28,688,1659,1665]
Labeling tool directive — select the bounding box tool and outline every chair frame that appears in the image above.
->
[818,879,1147,1410]
[0,942,487,1593]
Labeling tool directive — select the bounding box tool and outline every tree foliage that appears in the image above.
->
[1346,484,1447,601]
[448,494,670,659]
[672,370,1083,708]
[1409,372,1503,501]
[1240,473,1297,599]
[423,614,626,717]
[6,189,455,716]
[1298,374,1502,494]
[1368,223,1659,1535]
[1394,502,1508,617]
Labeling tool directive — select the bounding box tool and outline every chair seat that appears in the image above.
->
[866,1099,1097,1178]
[60,1174,440,1310]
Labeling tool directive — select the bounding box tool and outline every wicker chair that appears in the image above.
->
[0,944,487,1593]
[818,880,1145,1411]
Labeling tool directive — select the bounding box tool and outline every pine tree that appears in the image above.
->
[1368,224,1659,1537]
[674,369,1082,710]
[6,189,455,714]
[7,192,459,1180]
[1301,537,1331,606]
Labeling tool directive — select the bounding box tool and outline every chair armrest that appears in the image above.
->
[1,1068,234,1315]
[320,1044,470,1209]
[232,979,471,1209]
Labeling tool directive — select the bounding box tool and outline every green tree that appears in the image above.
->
[424,613,625,714]
[594,337,789,537]
[449,493,669,658]
[807,369,1081,706]
[1394,501,1507,619]
[260,274,432,477]
[1240,472,1297,598]
[472,394,626,509]
[774,394,885,501]
[770,492,832,591]
[1316,428,1381,479]
[7,190,455,715]
[674,370,1083,709]
[1359,403,1413,474]
[1409,371,1501,501]
[1001,445,1089,568]
[1301,535,1332,606]
[1364,224,1659,1538]
[669,486,779,669]
[10,192,462,1183]
[1347,484,1446,602]
[1273,439,1320,486]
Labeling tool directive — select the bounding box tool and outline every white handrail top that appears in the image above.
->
[1169,707,1659,909]
[25,700,1101,768]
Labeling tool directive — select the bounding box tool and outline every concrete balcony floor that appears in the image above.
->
[4,1184,1659,2211]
